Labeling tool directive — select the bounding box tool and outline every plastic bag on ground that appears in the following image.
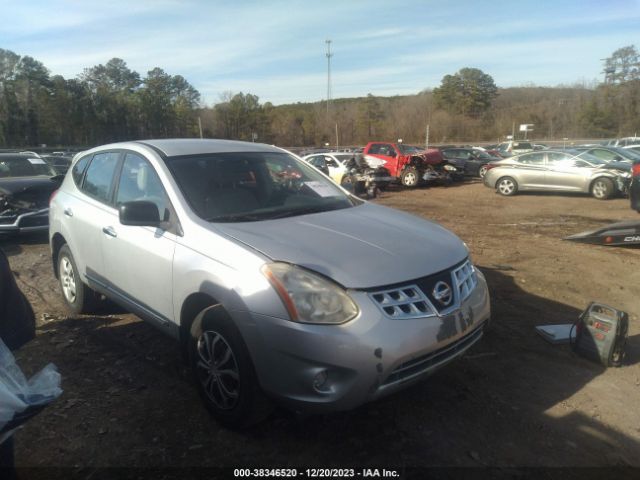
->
[0,338,62,432]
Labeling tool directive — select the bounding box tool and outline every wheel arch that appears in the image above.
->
[589,175,616,193]
[51,232,67,279]
[179,292,222,362]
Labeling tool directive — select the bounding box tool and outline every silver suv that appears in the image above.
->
[49,139,491,428]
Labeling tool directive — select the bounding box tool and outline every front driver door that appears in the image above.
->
[100,152,177,326]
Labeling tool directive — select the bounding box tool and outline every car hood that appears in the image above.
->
[0,176,62,196]
[213,203,468,289]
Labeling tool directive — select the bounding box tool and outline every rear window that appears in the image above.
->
[0,157,56,178]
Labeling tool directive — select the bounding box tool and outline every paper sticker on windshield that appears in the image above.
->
[304,181,340,197]
[27,158,46,165]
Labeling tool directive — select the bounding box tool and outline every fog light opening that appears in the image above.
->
[312,370,329,392]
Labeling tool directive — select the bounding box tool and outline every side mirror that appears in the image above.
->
[119,200,161,227]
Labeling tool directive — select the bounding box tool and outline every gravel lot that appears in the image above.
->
[3,179,640,472]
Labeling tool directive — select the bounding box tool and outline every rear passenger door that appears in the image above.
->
[100,152,177,327]
[513,152,547,188]
[70,151,121,282]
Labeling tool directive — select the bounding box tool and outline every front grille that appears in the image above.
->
[381,325,483,387]
[368,285,435,319]
[368,259,478,319]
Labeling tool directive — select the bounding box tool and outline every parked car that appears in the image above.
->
[0,153,62,234]
[569,146,640,164]
[483,150,631,199]
[495,141,534,156]
[42,155,73,175]
[49,139,491,428]
[363,142,453,187]
[302,152,354,184]
[441,148,501,178]
[605,137,640,147]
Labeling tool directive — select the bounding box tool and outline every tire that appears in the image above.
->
[591,177,614,200]
[478,165,488,178]
[496,176,518,196]
[401,167,419,187]
[189,306,272,429]
[57,245,97,314]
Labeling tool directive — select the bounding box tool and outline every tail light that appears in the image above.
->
[49,190,58,205]
[632,163,640,177]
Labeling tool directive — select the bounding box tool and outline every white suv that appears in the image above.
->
[49,139,490,428]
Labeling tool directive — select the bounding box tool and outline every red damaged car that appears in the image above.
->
[362,142,458,187]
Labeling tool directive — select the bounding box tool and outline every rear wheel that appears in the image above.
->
[496,177,518,196]
[401,167,419,187]
[591,177,614,200]
[478,165,488,178]
[58,245,98,314]
[189,306,272,429]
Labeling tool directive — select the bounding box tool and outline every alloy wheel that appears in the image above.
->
[498,178,515,195]
[60,256,77,304]
[195,331,240,410]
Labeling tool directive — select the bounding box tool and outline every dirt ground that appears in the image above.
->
[3,179,640,473]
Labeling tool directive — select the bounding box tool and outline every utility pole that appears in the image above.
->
[325,39,333,118]
[198,116,203,139]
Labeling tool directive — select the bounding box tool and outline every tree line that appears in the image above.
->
[1,45,639,149]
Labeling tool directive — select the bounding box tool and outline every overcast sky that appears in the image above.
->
[1,0,639,106]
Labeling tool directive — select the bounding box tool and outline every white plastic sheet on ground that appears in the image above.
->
[0,338,62,433]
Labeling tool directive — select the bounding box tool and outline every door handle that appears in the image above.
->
[63,207,73,217]
[102,226,118,238]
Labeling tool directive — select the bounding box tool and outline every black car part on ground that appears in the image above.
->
[631,163,640,212]
[564,219,640,246]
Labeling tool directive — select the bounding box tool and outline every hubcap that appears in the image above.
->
[479,166,487,178]
[60,256,77,303]
[498,179,514,195]
[404,172,416,185]
[593,181,607,198]
[196,331,240,410]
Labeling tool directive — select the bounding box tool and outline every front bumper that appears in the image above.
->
[236,270,491,413]
[0,208,49,233]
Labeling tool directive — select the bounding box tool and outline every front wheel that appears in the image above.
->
[591,177,614,200]
[478,165,488,178]
[401,167,419,188]
[496,176,518,196]
[58,245,97,314]
[189,306,272,429]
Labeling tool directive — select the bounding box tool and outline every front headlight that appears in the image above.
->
[443,164,457,172]
[262,263,359,324]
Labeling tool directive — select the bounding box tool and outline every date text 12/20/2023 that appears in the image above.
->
[234,468,400,478]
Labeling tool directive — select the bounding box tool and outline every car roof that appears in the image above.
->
[126,139,284,157]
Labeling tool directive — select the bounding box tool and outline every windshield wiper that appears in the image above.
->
[266,205,339,220]
[206,213,265,222]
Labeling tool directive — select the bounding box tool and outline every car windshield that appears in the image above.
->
[398,144,424,154]
[612,147,640,161]
[0,157,57,178]
[166,152,359,222]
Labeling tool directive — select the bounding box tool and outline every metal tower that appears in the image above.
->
[326,39,333,117]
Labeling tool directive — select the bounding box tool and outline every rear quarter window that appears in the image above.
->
[71,155,91,187]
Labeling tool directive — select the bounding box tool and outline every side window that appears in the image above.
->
[71,155,91,187]
[368,144,383,155]
[82,152,120,204]
[591,149,617,161]
[116,153,169,221]
[517,152,545,165]
[547,152,575,167]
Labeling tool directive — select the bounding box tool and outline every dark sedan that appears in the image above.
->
[0,153,62,233]
[441,148,501,178]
